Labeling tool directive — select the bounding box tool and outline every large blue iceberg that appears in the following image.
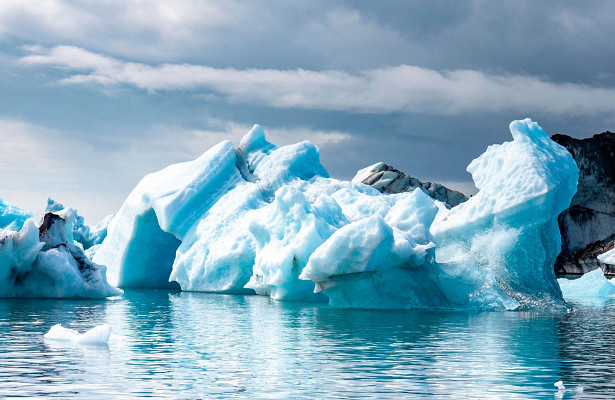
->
[93,118,578,309]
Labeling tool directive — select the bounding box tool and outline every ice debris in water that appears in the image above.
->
[558,268,615,298]
[92,118,578,310]
[554,381,583,398]
[44,323,112,344]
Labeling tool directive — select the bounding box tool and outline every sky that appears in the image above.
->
[1,0,615,221]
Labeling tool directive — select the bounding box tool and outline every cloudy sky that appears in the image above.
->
[1,1,615,221]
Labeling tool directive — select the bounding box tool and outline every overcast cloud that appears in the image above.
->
[1,1,614,220]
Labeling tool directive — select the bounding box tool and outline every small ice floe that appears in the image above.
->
[558,268,615,299]
[44,323,112,344]
[554,380,584,398]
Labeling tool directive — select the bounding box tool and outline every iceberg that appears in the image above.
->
[0,206,121,298]
[44,323,112,344]
[46,198,113,251]
[0,198,33,231]
[95,125,329,293]
[558,268,615,298]
[96,119,578,310]
[427,119,579,309]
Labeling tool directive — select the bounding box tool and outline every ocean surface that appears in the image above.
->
[0,290,613,399]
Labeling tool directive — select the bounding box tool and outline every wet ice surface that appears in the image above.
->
[0,290,612,399]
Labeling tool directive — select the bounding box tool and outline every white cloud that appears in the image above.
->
[20,45,615,116]
[0,1,405,69]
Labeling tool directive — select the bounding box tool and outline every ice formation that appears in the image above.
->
[558,268,615,298]
[46,198,112,251]
[0,198,33,231]
[0,204,121,298]
[44,323,112,344]
[96,118,578,310]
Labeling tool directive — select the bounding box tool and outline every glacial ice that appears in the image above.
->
[0,198,33,231]
[44,323,112,344]
[46,198,112,250]
[96,118,578,310]
[558,268,615,298]
[427,119,579,309]
[0,206,121,298]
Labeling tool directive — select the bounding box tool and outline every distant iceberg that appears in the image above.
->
[95,118,578,310]
[0,203,121,298]
[46,198,113,251]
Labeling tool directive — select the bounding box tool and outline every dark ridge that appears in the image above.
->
[553,131,615,275]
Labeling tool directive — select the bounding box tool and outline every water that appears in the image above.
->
[0,291,613,399]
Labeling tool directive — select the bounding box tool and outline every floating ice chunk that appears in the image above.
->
[558,268,615,298]
[44,323,112,344]
[554,380,583,398]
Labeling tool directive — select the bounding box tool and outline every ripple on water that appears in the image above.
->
[0,292,613,399]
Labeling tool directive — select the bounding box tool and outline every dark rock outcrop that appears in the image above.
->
[552,131,615,274]
[352,162,468,207]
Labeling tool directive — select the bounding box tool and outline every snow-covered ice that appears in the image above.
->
[44,323,112,344]
[94,118,578,310]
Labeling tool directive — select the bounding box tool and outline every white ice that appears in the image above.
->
[597,247,615,266]
[44,323,112,344]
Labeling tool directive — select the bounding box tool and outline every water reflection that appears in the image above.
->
[0,292,611,398]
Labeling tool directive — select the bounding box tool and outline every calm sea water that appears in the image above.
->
[0,291,613,399]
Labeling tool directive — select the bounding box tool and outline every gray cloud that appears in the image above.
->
[20,45,615,116]
[1,1,615,221]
